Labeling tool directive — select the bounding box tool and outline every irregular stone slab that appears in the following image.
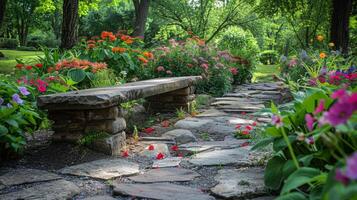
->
[211,167,266,198]
[196,109,230,117]
[0,184,4,190]
[59,158,139,180]
[129,168,200,183]
[140,143,171,159]
[257,118,271,123]
[162,129,197,144]
[140,137,175,142]
[0,168,61,186]
[0,180,80,200]
[38,76,202,110]
[113,183,215,200]
[152,157,182,168]
[179,140,248,154]
[227,118,255,125]
[189,147,255,166]
[83,195,117,200]
[175,118,213,129]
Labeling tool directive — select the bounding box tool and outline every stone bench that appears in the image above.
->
[38,76,201,155]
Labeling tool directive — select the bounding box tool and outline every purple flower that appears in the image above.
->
[19,86,30,96]
[314,99,325,115]
[305,114,315,131]
[335,169,349,185]
[346,152,357,180]
[12,94,23,105]
[0,97,3,105]
[319,66,327,76]
[324,100,354,126]
[271,115,283,127]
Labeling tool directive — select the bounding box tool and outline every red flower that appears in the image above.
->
[235,125,241,129]
[171,145,179,151]
[35,63,43,68]
[241,112,246,115]
[230,68,238,75]
[242,130,250,135]
[148,144,155,151]
[240,142,250,147]
[26,65,32,70]
[161,120,170,127]
[16,63,24,69]
[122,150,129,157]
[47,67,54,73]
[144,127,155,134]
[156,152,165,160]
[245,125,253,130]
[178,153,183,157]
[252,122,257,126]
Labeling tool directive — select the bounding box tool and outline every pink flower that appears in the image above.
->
[331,89,347,99]
[38,85,47,93]
[305,114,315,131]
[335,169,349,185]
[157,66,165,72]
[166,70,172,75]
[200,63,209,70]
[314,99,325,115]
[245,125,253,131]
[242,130,250,135]
[305,136,315,145]
[230,68,238,75]
[271,115,283,127]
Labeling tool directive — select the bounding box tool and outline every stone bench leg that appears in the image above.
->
[48,106,126,156]
[146,86,196,113]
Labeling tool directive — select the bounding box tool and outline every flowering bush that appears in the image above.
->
[142,37,253,96]
[0,80,41,159]
[254,86,357,199]
[76,31,154,79]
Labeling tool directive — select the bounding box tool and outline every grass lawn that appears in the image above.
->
[0,49,43,74]
[252,64,280,82]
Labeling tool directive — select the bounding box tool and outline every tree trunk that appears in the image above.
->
[132,0,150,38]
[0,0,7,30]
[61,0,79,49]
[330,0,352,55]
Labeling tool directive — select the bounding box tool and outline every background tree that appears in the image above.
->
[132,0,150,38]
[61,0,79,49]
[330,0,352,54]
[0,0,7,30]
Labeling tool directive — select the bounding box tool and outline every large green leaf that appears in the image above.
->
[0,125,8,135]
[67,68,86,83]
[275,192,307,200]
[273,135,296,152]
[281,167,321,194]
[264,155,286,190]
[282,160,297,179]
[266,127,281,137]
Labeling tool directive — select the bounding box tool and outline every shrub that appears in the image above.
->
[0,38,18,49]
[0,80,41,158]
[27,32,60,48]
[143,37,252,96]
[16,46,38,51]
[75,31,153,79]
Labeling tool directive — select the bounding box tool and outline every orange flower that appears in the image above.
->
[112,47,126,53]
[15,63,24,69]
[319,52,327,59]
[316,35,324,42]
[143,51,154,59]
[124,39,133,44]
[120,35,131,41]
[138,56,148,64]
[47,67,54,73]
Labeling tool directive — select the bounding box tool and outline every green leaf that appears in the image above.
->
[281,167,321,194]
[271,101,279,114]
[251,137,274,151]
[264,155,286,190]
[6,119,19,128]
[0,125,8,135]
[266,126,281,137]
[67,68,86,83]
[273,135,296,152]
[282,160,297,179]
[275,192,307,200]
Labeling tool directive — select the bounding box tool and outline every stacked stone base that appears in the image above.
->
[47,86,197,155]
[146,86,196,113]
[49,106,126,156]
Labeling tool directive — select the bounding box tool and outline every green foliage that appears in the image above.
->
[0,38,18,49]
[0,80,41,156]
[77,131,110,146]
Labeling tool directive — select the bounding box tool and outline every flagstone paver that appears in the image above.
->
[82,195,117,200]
[0,180,80,200]
[140,143,170,158]
[211,167,266,198]
[0,168,61,186]
[113,183,216,200]
[152,157,182,168]
[59,158,139,180]
[179,140,248,154]
[162,129,197,144]
[129,168,200,183]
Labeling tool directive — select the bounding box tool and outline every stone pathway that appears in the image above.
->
[0,82,290,200]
